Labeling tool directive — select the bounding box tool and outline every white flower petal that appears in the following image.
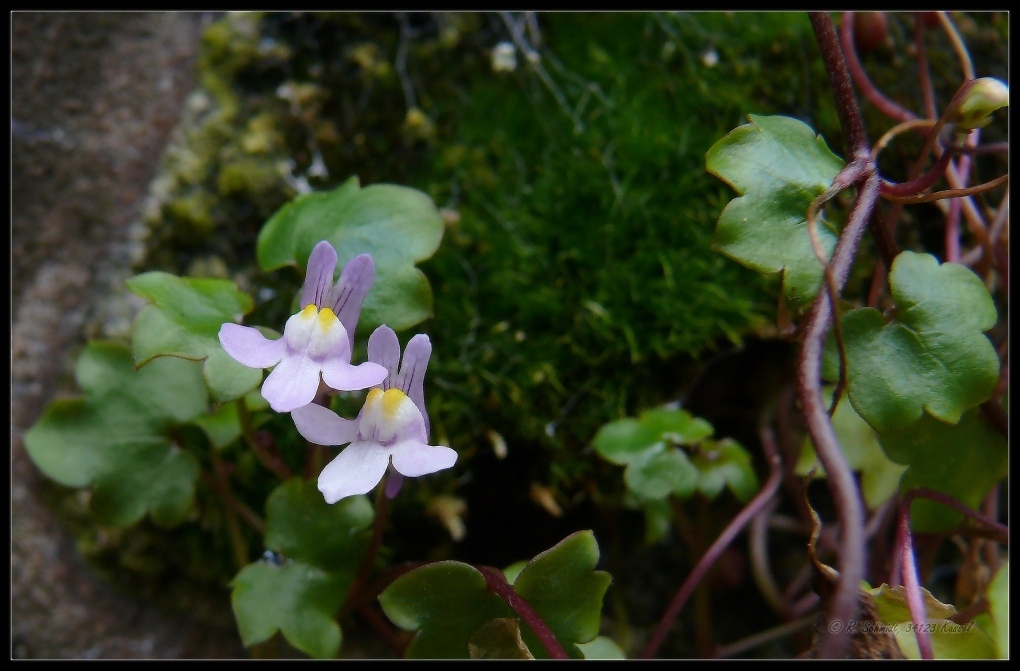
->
[321,360,387,392]
[260,353,321,412]
[317,441,390,503]
[292,403,360,446]
[218,323,286,368]
[389,440,457,478]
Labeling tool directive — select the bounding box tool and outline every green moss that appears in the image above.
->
[162,190,218,240]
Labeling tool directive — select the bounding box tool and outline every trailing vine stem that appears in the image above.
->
[894,493,936,659]
[804,11,883,658]
[812,13,870,163]
[840,12,915,125]
[639,422,784,659]
[476,565,570,659]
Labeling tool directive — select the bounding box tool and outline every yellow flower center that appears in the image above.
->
[360,388,421,444]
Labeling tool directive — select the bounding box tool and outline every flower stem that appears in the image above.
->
[341,474,394,616]
[207,447,250,570]
[238,396,293,481]
[476,565,570,659]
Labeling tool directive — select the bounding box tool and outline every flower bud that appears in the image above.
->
[954,77,1009,130]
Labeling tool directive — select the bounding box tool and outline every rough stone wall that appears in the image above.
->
[11,12,245,659]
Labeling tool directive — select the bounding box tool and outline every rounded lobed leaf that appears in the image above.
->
[706,114,845,306]
[127,272,262,403]
[256,176,445,333]
[379,561,509,659]
[230,560,346,659]
[689,438,759,502]
[592,418,661,465]
[23,341,207,527]
[512,530,613,659]
[263,479,374,574]
[878,409,1006,532]
[868,583,998,659]
[625,448,699,501]
[841,251,999,433]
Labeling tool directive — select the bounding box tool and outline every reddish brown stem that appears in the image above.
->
[640,423,784,658]
[880,150,953,197]
[476,565,569,659]
[840,12,917,125]
[895,494,935,659]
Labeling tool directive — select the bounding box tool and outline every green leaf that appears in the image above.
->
[381,531,612,659]
[987,562,1008,659]
[868,583,997,659]
[595,408,754,502]
[625,447,699,501]
[231,560,346,659]
[797,391,907,509]
[379,561,509,659]
[706,114,845,305]
[24,341,207,527]
[502,561,528,585]
[689,438,759,502]
[841,252,999,433]
[256,176,445,333]
[263,479,373,574]
[127,272,262,403]
[878,409,1006,532]
[636,409,714,445]
[191,401,242,450]
[513,530,613,659]
[468,618,535,659]
[592,418,660,465]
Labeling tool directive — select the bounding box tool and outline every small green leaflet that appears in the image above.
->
[262,479,373,574]
[256,176,445,333]
[231,561,347,659]
[706,114,845,306]
[512,531,613,659]
[380,530,611,659]
[230,480,374,658]
[868,583,997,659]
[379,561,511,659]
[24,341,207,527]
[127,272,263,403]
[593,408,758,503]
[840,251,999,433]
[879,409,1006,532]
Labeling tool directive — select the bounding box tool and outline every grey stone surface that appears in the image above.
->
[11,12,246,659]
